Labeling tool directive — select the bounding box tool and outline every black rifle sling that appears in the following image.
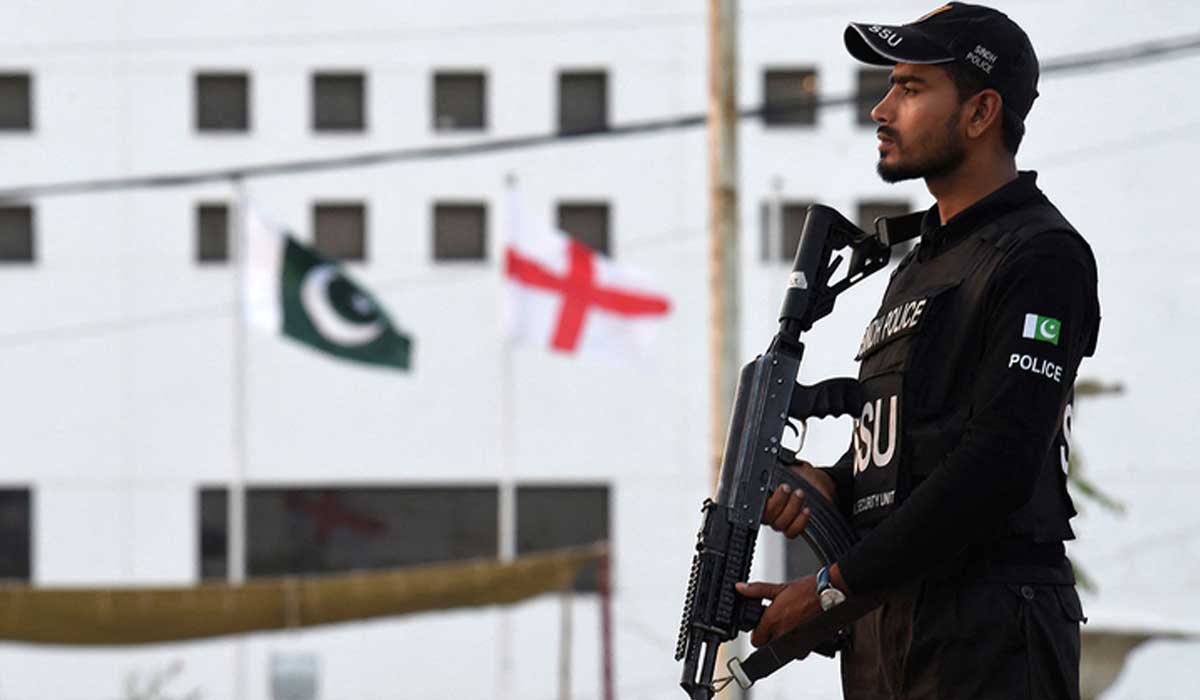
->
[733,592,886,687]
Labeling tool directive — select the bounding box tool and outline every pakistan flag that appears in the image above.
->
[243,205,412,370]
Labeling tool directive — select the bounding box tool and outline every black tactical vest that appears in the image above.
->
[849,203,1099,544]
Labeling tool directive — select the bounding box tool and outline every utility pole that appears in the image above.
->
[708,2,745,696]
[708,0,740,490]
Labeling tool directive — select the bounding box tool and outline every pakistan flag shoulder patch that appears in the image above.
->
[1023,313,1061,346]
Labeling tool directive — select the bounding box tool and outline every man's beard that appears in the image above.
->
[876,111,966,183]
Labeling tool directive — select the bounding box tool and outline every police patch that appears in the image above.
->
[856,295,931,360]
[1023,313,1061,346]
[850,372,903,526]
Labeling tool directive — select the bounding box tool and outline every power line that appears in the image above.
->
[0,107,715,201]
[1041,32,1200,74]
[0,32,1197,203]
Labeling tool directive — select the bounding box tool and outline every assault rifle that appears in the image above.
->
[675,205,897,699]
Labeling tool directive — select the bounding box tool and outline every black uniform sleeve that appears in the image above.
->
[821,448,856,518]
[836,233,1098,594]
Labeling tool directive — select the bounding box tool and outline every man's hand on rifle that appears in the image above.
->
[736,577,821,647]
[762,461,837,539]
[736,563,853,648]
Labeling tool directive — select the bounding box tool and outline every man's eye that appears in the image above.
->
[903,87,917,96]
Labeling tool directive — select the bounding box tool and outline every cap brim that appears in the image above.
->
[844,22,956,66]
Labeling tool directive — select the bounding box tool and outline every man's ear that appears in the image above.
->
[965,89,1003,140]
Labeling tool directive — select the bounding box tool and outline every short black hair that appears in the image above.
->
[942,62,1024,155]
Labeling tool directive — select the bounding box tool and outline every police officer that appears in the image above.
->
[735,3,1101,698]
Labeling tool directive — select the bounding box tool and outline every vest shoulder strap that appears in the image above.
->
[986,203,1079,252]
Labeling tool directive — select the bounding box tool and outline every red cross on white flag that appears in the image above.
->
[505,190,671,356]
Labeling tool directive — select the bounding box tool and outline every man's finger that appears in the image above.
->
[736,581,785,599]
[752,601,789,647]
[751,619,768,647]
[769,489,805,531]
[784,507,812,539]
[762,484,791,524]
[750,604,779,647]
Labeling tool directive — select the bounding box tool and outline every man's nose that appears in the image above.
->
[870,88,895,125]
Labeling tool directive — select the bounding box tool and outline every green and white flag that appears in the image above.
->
[243,204,412,370]
[1022,313,1061,346]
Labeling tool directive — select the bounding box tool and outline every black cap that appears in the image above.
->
[844,2,1039,122]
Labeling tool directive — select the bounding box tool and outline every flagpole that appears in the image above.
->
[229,175,248,700]
[497,173,519,700]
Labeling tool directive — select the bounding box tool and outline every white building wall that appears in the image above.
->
[0,1,1197,699]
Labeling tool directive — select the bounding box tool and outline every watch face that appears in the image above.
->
[819,588,846,611]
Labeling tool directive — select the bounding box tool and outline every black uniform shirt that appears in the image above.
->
[828,172,1101,594]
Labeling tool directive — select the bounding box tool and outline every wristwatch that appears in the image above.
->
[816,566,847,611]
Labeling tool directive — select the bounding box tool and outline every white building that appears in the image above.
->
[0,1,1197,698]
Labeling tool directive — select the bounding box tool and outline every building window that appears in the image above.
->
[856,68,891,126]
[517,485,609,591]
[762,68,818,126]
[0,489,31,581]
[196,203,229,263]
[199,486,499,579]
[199,489,228,579]
[557,202,611,256]
[195,72,250,132]
[558,71,608,135]
[433,72,486,131]
[313,72,366,132]
[0,206,34,263]
[760,200,812,262]
[857,199,915,259]
[433,202,487,261]
[313,203,367,261]
[0,73,32,131]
